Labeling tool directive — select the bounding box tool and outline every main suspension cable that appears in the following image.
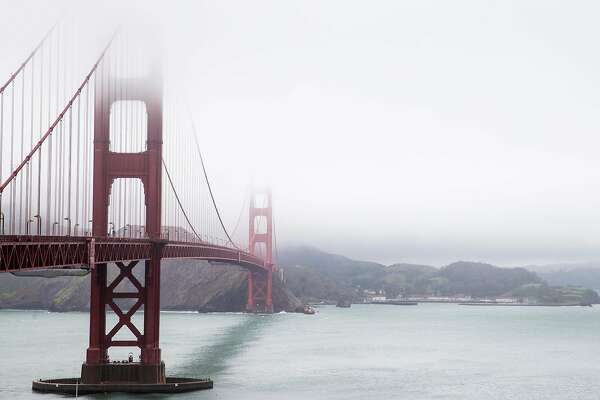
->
[0,30,118,194]
[0,22,58,95]
[161,158,202,242]
[186,105,238,248]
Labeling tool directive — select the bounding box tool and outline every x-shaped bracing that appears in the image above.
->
[105,261,145,347]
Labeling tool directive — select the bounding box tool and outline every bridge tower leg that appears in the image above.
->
[246,189,274,313]
[82,58,165,384]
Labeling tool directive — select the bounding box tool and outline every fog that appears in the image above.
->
[2,0,600,266]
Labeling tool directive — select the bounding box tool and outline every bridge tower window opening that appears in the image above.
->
[107,178,146,238]
[252,241,267,260]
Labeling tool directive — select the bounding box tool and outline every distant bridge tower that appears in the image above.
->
[246,188,274,313]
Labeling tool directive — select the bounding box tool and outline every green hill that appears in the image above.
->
[278,248,599,304]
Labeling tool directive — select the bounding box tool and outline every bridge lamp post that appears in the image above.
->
[33,214,41,236]
[52,221,58,235]
[0,212,4,235]
[64,217,71,236]
[74,223,80,237]
[26,218,34,235]
[108,222,115,237]
[88,220,92,236]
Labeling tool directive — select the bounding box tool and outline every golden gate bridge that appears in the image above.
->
[0,22,276,393]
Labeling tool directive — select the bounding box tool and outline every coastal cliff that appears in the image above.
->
[0,259,302,312]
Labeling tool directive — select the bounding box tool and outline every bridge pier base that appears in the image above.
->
[33,376,212,395]
[246,268,274,313]
[80,361,165,384]
[82,258,166,384]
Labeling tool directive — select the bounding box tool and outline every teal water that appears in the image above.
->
[1,304,599,399]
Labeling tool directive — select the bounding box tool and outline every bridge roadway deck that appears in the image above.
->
[0,235,266,272]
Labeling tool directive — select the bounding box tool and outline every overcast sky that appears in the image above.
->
[3,0,600,266]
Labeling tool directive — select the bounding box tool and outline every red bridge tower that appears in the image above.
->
[83,58,165,384]
[246,188,275,313]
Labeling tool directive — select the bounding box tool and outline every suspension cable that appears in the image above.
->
[161,158,203,242]
[230,184,249,240]
[0,30,118,194]
[186,108,238,247]
[0,22,57,95]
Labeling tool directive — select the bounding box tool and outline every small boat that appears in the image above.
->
[303,305,316,314]
[336,299,351,308]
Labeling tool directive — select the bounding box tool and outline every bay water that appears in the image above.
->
[1,304,599,399]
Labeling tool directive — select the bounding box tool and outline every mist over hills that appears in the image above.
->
[523,262,600,291]
[0,246,599,311]
[279,246,598,304]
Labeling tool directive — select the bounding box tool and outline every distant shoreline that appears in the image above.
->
[368,301,418,306]
[458,302,590,307]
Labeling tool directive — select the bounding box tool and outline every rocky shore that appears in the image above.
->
[0,259,302,313]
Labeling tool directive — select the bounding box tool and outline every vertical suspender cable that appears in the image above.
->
[0,31,117,235]
[82,83,89,234]
[75,90,80,235]
[67,104,72,235]
[10,81,15,233]
[46,30,55,235]
[37,42,44,234]
[0,25,56,234]
[29,56,35,232]
[25,58,33,233]
[122,37,128,235]
[58,28,65,235]
[19,71,25,233]
[52,27,60,234]
[57,119,62,234]
[117,41,123,236]
[0,92,3,234]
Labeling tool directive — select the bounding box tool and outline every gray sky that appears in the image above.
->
[3,0,600,266]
